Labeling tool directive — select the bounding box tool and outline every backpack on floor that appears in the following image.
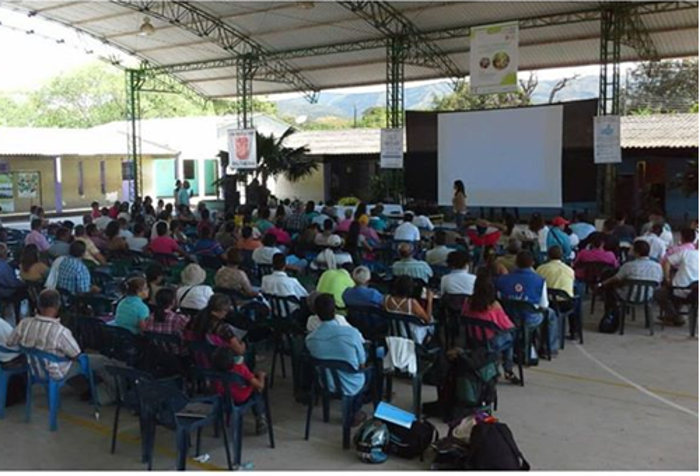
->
[385,419,439,459]
[467,422,530,470]
[430,436,470,470]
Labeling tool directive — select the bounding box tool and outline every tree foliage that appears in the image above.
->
[625,58,698,114]
[431,73,538,111]
[0,61,277,128]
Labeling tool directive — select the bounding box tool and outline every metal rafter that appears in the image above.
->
[110,0,319,102]
[338,1,463,90]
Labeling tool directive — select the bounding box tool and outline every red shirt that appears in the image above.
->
[462,300,513,340]
[149,236,181,255]
[214,363,255,404]
[573,248,619,280]
[109,206,119,219]
[266,226,291,246]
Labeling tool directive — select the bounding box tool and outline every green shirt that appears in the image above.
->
[114,295,150,334]
[316,269,355,311]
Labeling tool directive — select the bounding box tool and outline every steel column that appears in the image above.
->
[386,36,407,129]
[125,69,143,201]
[237,55,258,129]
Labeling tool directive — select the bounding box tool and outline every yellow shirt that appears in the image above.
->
[536,260,574,297]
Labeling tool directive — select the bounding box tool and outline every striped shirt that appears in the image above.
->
[392,258,434,283]
[6,315,81,379]
[614,257,663,301]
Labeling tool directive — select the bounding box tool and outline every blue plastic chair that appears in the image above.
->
[0,344,26,419]
[304,358,376,449]
[194,367,275,466]
[136,379,231,470]
[22,347,100,431]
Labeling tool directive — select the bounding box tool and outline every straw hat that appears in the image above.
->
[180,263,206,286]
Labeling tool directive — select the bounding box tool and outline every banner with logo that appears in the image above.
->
[17,172,40,198]
[380,128,404,169]
[226,129,257,172]
[470,21,519,95]
[594,115,622,164]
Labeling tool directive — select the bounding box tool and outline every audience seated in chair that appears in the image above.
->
[392,243,433,284]
[143,287,190,337]
[342,266,383,309]
[114,277,150,335]
[215,248,259,298]
[440,250,476,296]
[176,264,214,311]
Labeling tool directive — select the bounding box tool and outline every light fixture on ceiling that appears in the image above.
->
[139,17,155,36]
[295,1,315,9]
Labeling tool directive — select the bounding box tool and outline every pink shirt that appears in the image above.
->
[573,248,619,280]
[336,219,354,233]
[266,226,291,246]
[25,230,50,252]
[462,300,514,340]
[360,225,380,243]
[149,236,180,255]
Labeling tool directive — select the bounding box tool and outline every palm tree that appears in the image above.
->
[215,127,316,211]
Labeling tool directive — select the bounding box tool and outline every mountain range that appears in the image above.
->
[273,74,600,120]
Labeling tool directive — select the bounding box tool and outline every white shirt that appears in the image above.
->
[94,215,112,231]
[313,251,354,270]
[176,285,214,311]
[306,314,350,333]
[252,246,282,265]
[440,270,477,296]
[394,221,421,242]
[537,227,549,252]
[261,271,309,299]
[425,245,452,266]
[636,234,667,261]
[0,318,18,362]
[668,248,699,289]
[119,229,134,240]
[312,214,334,229]
[126,236,149,252]
[413,215,434,231]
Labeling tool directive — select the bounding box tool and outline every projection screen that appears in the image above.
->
[437,105,563,207]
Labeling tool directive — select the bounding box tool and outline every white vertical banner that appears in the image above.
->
[226,129,257,173]
[380,128,404,169]
[470,21,519,95]
[594,115,622,164]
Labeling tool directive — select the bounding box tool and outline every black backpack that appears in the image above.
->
[430,436,470,470]
[385,419,439,459]
[467,422,530,470]
[598,307,620,334]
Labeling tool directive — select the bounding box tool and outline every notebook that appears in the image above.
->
[373,401,416,429]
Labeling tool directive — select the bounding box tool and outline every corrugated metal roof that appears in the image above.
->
[621,113,699,149]
[2,2,697,98]
[0,127,176,157]
[286,114,699,155]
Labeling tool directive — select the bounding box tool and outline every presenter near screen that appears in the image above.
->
[453,180,467,231]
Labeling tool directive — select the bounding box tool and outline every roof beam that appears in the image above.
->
[110,0,319,102]
[337,1,463,89]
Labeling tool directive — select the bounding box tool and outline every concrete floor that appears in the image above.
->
[0,302,697,471]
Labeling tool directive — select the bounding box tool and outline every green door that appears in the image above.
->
[204,159,219,196]
[154,159,176,198]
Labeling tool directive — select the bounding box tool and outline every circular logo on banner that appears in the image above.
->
[514,283,524,293]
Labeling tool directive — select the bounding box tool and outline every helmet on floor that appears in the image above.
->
[353,419,389,464]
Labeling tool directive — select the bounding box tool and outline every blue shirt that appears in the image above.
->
[342,286,384,309]
[306,320,366,396]
[193,238,224,256]
[369,216,388,232]
[392,258,433,283]
[177,188,191,207]
[0,259,23,298]
[546,227,572,261]
[569,222,596,241]
[56,257,91,294]
[114,296,150,334]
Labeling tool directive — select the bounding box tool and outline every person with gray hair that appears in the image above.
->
[342,265,384,309]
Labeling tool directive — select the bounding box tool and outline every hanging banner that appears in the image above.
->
[380,128,404,169]
[17,172,40,198]
[470,21,519,95]
[226,129,257,172]
[594,115,622,164]
[0,174,14,212]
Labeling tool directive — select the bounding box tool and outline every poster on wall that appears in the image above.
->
[0,174,14,212]
[593,115,622,164]
[17,172,40,198]
[226,129,257,172]
[380,128,404,169]
[470,21,519,95]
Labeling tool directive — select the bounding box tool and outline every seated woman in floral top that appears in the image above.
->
[214,248,258,298]
[143,287,190,337]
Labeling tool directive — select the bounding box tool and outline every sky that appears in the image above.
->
[0,4,631,97]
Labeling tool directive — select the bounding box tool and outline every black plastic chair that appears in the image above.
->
[263,294,304,388]
[577,261,616,315]
[547,289,581,346]
[0,344,27,419]
[304,358,376,449]
[438,293,469,348]
[382,311,439,418]
[463,316,522,389]
[499,299,548,364]
[194,368,274,465]
[102,325,142,367]
[670,282,699,337]
[617,279,659,336]
[346,305,388,341]
[76,316,108,352]
[136,379,232,470]
[198,254,224,270]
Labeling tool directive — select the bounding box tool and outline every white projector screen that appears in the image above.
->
[438,105,563,208]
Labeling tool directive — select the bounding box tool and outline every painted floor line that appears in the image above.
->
[573,343,699,418]
[528,367,699,400]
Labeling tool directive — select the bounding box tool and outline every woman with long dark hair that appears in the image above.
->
[189,293,246,355]
[452,180,467,231]
[19,244,48,283]
[143,287,190,337]
[461,270,519,384]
